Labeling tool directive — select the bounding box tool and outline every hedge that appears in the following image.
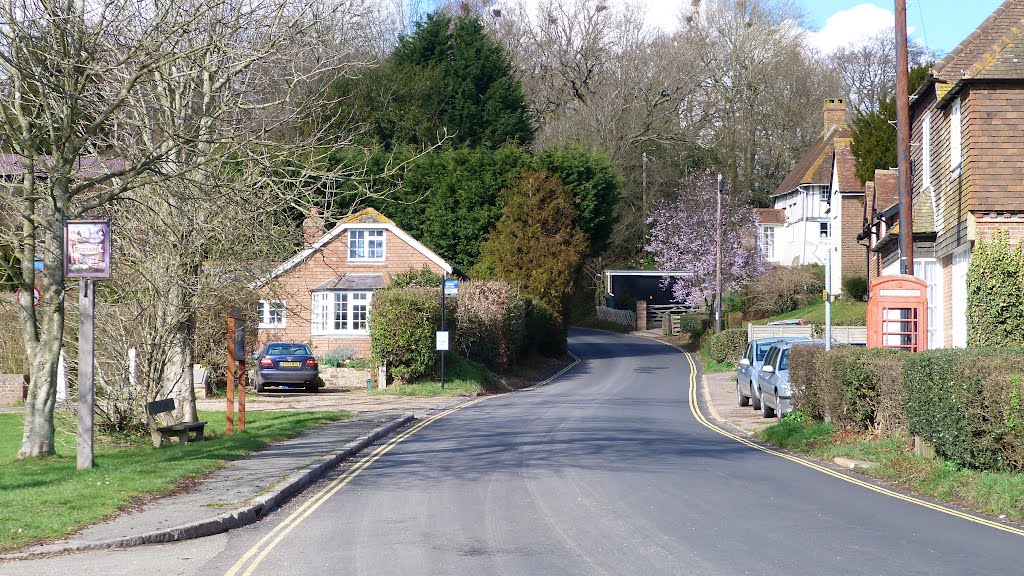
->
[369,286,454,384]
[523,296,565,358]
[705,328,747,364]
[903,349,1024,472]
[455,280,526,370]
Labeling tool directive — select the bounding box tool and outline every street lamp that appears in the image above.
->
[815,233,832,351]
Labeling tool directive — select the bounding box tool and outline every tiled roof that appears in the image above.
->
[871,169,899,216]
[933,0,1024,83]
[313,273,386,291]
[911,191,936,234]
[833,138,862,194]
[754,208,785,225]
[773,125,851,196]
[340,207,394,226]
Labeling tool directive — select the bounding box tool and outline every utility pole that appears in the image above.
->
[715,174,723,334]
[642,152,648,237]
[895,0,914,276]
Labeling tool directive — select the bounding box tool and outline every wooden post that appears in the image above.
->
[226,316,235,435]
[237,359,246,431]
[77,280,95,470]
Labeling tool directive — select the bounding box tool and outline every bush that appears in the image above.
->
[455,280,526,370]
[745,264,825,318]
[903,349,1024,472]
[677,313,710,340]
[369,286,454,384]
[523,296,565,357]
[790,346,906,434]
[391,266,443,289]
[967,229,1024,348]
[842,276,868,301]
[704,328,747,364]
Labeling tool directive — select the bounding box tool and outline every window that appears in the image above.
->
[950,98,962,175]
[257,300,285,328]
[311,291,373,335]
[819,188,829,203]
[779,349,790,371]
[348,229,385,261]
[759,226,775,259]
[951,247,970,347]
[819,221,830,238]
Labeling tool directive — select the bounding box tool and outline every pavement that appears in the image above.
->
[1,396,468,562]
[701,370,777,435]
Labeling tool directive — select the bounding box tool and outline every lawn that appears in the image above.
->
[372,352,494,397]
[760,415,1024,523]
[0,409,349,551]
[752,299,867,326]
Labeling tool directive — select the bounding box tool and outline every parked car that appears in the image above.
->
[755,339,825,419]
[254,342,319,393]
[736,337,809,410]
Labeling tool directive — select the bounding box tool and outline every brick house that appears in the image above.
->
[868,0,1024,348]
[254,208,452,357]
[770,98,866,293]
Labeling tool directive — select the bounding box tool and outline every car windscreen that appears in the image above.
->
[755,342,776,361]
[266,344,311,356]
[779,349,790,371]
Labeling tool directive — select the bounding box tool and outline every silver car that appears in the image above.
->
[736,337,808,411]
[756,340,825,419]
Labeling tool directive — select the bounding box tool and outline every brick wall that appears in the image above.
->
[258,227,446,357]
[0,373,26,406]
[840,195,867,280]
[975,216,1024,245]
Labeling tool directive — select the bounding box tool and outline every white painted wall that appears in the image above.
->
[772,184,831,267]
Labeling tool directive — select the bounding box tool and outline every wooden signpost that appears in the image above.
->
[226,310,247,434]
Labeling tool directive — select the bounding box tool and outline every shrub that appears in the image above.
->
[369,286,454,383]
[903,349,1024,472]
[391,266,443,289]
[677,313,709,340]
[704,328,747,364]
[745,264,825,317]
[790,346,906,434]
[967,229,1024,348]
[523,296,565,357]
[455,280,526,369]
[842,276,868,301]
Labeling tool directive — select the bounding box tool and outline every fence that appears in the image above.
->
[596,306,636,329]
[746,323,867,344]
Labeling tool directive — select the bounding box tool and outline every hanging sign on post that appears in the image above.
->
[64,220,111,278]
[443,279,459,297]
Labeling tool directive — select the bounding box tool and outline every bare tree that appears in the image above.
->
[0,0,398,457]
[830,28,936,115]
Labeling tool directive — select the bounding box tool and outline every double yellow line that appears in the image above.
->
[225,353,581,576]
[681,351,1024,538]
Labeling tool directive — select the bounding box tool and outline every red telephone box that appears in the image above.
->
[867,275,928,352]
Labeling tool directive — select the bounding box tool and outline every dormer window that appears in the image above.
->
[349,229,385,261]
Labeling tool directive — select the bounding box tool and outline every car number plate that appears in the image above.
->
[280,361,301,367]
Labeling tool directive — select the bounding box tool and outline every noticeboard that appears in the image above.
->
[436,331,450,351]
[64,220,111,278]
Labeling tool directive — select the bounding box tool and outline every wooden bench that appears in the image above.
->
[146,398,207,448]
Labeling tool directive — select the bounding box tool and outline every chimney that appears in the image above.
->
[823,98,847,132]
[303,206,325,246]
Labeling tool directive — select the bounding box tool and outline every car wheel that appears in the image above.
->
[737,382,750,407]
[751,386,762,411]
[255,377,265,393]
[761,394,776,418]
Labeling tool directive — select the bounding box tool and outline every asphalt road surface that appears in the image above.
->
[6,329,1024,575]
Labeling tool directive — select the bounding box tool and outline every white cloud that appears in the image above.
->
[807,3,896,54]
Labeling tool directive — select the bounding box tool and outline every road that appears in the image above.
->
[5,329,1023,575]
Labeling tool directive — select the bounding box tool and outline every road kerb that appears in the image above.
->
[0,413,416,562]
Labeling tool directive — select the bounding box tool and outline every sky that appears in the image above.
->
[566,0,1008,55]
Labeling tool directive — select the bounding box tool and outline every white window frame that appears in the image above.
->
[819,187,829,203]
[760,225,775,260]
[257,300,286,329]
[913,259,943,350]
[950,98,962,176]
[922,111,932,188]
[348,229,385,262]
[951,246,970,347]
[819,221,830,239]
[311,290,373,336]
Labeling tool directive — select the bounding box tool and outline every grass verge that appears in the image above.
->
[759,415,1024,523]
[751,299,867,326]
[372,352,493,397]
[698,346,735,374]
[0,409,349,551]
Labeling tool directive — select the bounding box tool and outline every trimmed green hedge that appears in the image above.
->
[369,287,454,383]
[903,349,1024,472]
[704,328,747,364]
